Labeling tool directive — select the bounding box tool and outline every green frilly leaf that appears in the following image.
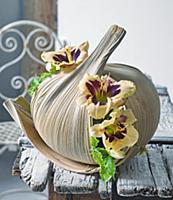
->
[90,136,116,182]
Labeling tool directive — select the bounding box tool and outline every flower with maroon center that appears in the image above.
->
[78,74,136,119]
[90,108,139,159]
[41,41,89,73]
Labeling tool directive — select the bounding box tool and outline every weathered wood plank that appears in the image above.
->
[49,175,102,200]
[12,135,173,198]
[18,135,33,149]
[117,149,156,197]
[53,166,98,194]
[147,144,173,198]
[22,0,58,87]
[12,151,21,176]
[23,0,57,32]
[49,192,102,200]
[162,145,173,187]
[152,86,173,140]
[19,148,50,191]
[12,136,32,176]
[98,179,112,199]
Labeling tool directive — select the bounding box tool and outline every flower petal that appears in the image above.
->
[79,41,89,52]
[71,48,81,61]
[41,51,61,64]
[74,41,89,65]
[101,116,116,128]
[103,125,139,159]
[45,63,52,72]
[110,108,137,126]
[118,109,137,125]
[110,80,136,107]
[109,149,126,159]
[107,84,121,96]
[59,61,76,73]
[116,80,136,98]
[125,125,139,147]
[76,51,88,65]
[89,124,105,137]
[78,74,101,95]
[53,53,69,62]
[76,95,88,105]
[41,42,89,73]
[90,114,116,137]
[87,98,111,119]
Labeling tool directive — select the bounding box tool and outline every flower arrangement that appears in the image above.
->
[28,41,89,96]
[78,74,138,182]
[28,41,139,182]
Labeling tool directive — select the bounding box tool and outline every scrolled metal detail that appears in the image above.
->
[25,28,56,65]
[11,76,26,90]
[0,20,63,100]
[35,33,54,52]
[0,29,25,52]
[2,36,17,52]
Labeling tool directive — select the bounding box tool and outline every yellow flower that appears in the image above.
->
[41,41,89,73]
[78,74,136,119]
[90,108,139,159]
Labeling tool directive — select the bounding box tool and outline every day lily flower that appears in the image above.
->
[90,108,139,159]
[78,74,136,119]
[41,41,89,73]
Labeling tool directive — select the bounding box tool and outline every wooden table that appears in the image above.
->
[12,135,173,200]
[11,85,173,200]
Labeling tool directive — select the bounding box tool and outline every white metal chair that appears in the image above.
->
[0,20,64,155]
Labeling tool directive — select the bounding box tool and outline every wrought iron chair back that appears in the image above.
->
[0,20,64,154]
